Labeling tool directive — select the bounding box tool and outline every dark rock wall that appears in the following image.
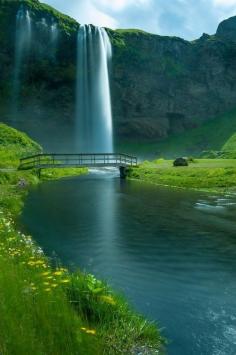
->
[1,0,236,145]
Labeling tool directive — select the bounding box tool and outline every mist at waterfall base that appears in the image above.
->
[76,25,113,153]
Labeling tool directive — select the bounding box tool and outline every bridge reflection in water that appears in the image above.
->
[18,153,138,178]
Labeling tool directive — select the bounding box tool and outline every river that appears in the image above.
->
[21,169,236,355]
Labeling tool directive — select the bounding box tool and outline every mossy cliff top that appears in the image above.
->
[0,0,79,35]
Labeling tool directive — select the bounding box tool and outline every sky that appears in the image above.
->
[41,0,236,40]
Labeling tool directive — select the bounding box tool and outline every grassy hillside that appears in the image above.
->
[222,132,236,151]
[118,108,236,159]
[0,123,42,168]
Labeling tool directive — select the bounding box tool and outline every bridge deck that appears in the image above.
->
[19,153,137,170]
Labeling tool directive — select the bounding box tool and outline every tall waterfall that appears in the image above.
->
[76,25,113,153]
[12,6,31,115]
[51,23,58,45]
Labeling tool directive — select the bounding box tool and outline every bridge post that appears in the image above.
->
[119,166,127,179]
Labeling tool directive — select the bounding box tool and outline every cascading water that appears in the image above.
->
[51,23,58,45]
[12,6,31,115]
[76,25,113,153]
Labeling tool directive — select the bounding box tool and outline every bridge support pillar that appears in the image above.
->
[119,166,127,179]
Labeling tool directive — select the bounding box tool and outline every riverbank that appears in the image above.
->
[127,158,236,193]
[0,124,164,354]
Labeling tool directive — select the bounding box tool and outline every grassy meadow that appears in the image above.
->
[128,158,236,192]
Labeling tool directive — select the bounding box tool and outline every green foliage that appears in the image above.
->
[69,272,164,354]
[0,123,42,167]
[14,0,79,35]
[222,132,236,151]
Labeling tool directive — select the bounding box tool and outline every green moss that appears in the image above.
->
[1,0,79,36]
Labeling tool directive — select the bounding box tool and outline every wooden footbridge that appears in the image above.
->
[18,153,138,178]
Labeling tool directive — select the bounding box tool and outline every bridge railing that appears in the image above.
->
[19,153,137,170]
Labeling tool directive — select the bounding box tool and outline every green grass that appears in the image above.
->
[0,123,42,168]
[4,0,79,35]
[0,217,98,355]
[0,123,164,354]
[117,108,236,159]
[128,158,236,191]
[40,167,88,180]
[222,132,236,151]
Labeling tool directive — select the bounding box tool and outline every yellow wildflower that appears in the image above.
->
[80,327,96,335]
[41,271,50,276]
[100,295,116,305]
[60,279,70,284]
[54,271,63,276]
[86,330,96,335]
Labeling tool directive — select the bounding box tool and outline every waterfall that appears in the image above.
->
[12,5,31,116]
[76,25,113,153]
[51,23,58,45]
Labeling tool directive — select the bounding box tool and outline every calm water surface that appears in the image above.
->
[21,170,236,355]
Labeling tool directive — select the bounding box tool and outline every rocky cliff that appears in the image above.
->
[1,0,236,148]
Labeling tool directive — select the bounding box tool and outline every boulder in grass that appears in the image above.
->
[173,157,188,167]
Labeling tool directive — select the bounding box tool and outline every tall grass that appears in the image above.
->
[0,216,97,354]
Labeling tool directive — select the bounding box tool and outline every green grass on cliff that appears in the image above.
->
[222,132,236,151]
[0,124,164,354]
[0,0,79,37]
[119,108,236,159]
[128,158,236,191]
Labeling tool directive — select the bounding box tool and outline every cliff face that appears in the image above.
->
[1,0,236,146]
[110,27,236,139]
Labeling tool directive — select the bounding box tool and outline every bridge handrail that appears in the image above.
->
[19,153,137,170]
[20,153,137,162]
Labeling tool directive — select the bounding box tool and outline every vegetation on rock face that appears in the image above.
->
[222,132,236,152]
[0,124,164,354]
[118,109,236,159]
[2,0,79,34]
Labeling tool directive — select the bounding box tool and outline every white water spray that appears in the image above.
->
[76,25,113,153]
[51,23,58,44]
[12,6,31,115]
